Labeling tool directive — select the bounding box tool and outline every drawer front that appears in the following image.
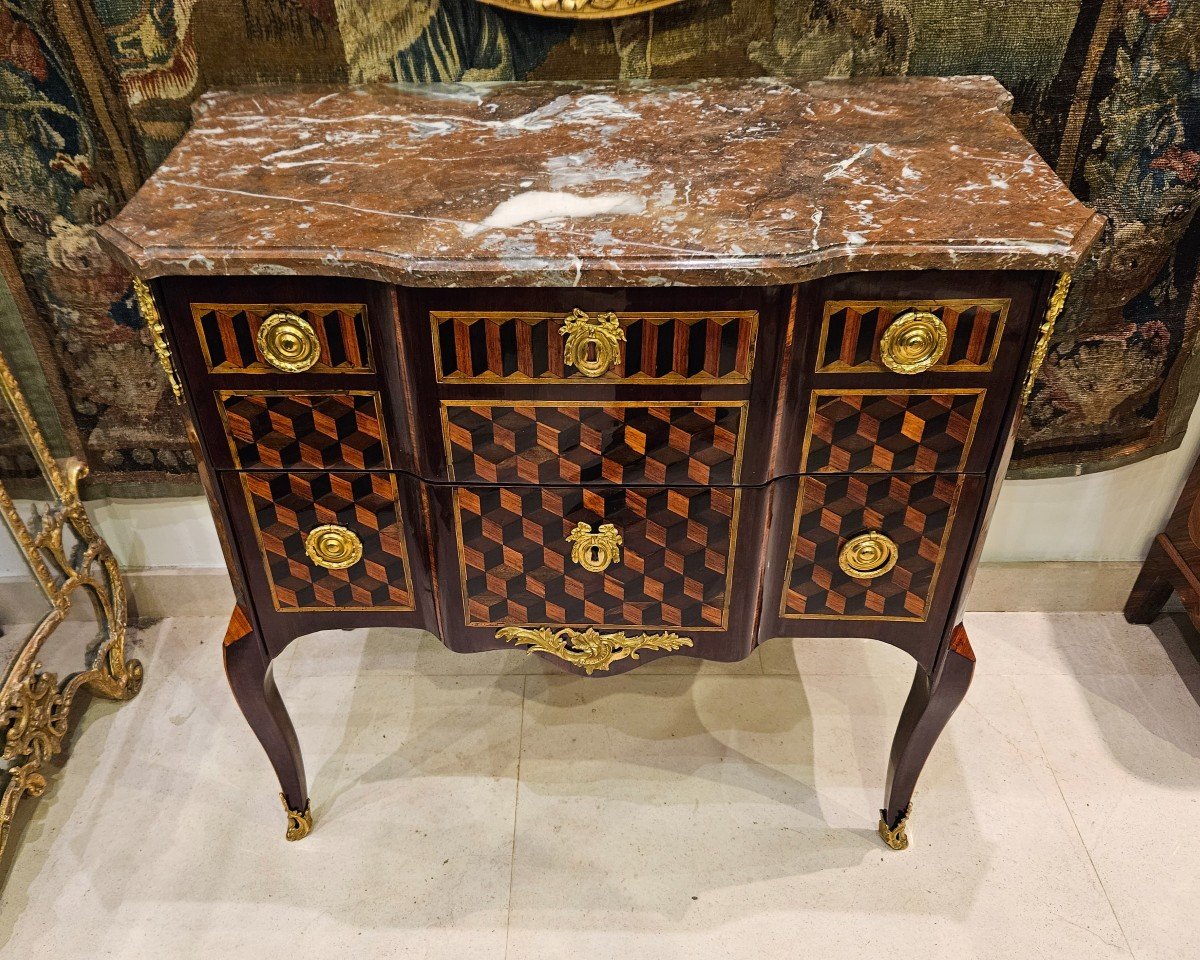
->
[193,302,373,374]
[237,471,414,612]
[220,391,390,470]
[817,298,1009,375]
[800,389,985,474]
[441,401,746,485]
[451,484,739,629]
[780,473,967,621]
[432,309,757,384]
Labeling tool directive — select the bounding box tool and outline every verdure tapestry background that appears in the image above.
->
[0,0,1196,484]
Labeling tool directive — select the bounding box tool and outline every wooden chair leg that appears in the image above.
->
[879,624,976,850]
[1124,535,1178,624]
[221,605,312,841]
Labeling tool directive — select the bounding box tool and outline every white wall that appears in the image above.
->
[985,399,1200,561]
[5,400,1200,577]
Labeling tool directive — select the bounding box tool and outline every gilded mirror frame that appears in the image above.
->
[0,345,142,865]
[476,0,687,17]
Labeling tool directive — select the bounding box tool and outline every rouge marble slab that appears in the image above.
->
[97,77,1104,287]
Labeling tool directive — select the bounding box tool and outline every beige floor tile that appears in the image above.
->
[5,612,1198,959]
[507,671,1130,960]
[758,634,914,676]
[964,612,1199,678]
[1017,671,1200,960]
[0,618,523,960]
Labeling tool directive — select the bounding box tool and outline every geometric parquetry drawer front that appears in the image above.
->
[781,473,965,620]
[193,303,372,373]
[817,299,1010,373]
[800,390,984,473]
[432,310,757,383]
[441,402,746,485]
[453,484,738,629]
[221,392,389,470]
[241,472,413,611]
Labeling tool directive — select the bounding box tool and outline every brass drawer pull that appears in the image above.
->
[258,310,321,372]
[880,310,947,374]
[561,308,625,377]
[839,531,899,579]
[567,521,622,573]
[304,524,362,569]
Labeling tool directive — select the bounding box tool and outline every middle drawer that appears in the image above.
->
[440,401,747,485]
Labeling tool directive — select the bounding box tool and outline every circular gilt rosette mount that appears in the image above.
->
[257,310,321,373]
[838,531,900,580]
[304,524,363,570]
[879,310,948,375]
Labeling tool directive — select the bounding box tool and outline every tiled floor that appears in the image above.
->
[1,613,1197,959]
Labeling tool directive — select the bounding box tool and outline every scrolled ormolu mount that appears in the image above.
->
[281,793,313,841]
[498,626,693,674]
[878,803,912,850]
[133,277,183,402]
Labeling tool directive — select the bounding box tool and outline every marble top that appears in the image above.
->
[98,77,1104,288]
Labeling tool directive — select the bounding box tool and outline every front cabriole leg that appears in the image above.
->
[879,623,976,850]
[221,605,312,841]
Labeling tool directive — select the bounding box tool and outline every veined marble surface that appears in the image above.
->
[98,77,1104,287]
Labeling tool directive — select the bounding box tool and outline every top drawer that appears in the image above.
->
[431,308,757,385]
[193,302,374,374]
[817,297,1010,375]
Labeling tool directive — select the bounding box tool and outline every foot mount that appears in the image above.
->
[281,793,313,841]
[878,803,912,851]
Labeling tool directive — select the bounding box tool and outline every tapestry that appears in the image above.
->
[0,0,1197,484]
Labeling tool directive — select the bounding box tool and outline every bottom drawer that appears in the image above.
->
[227,471,417,613]
[443,484,742,631]
[774,472,981,623]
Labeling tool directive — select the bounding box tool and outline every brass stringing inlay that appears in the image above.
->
[304,524,363,570]
[566,521,622,574]
[257,310,321,373]
[498,626,693,674]
[879,310,949,374]
[1022,273,1073,404]
[838,531,900,580]
[133,278,183,403]
[561,308,625,377]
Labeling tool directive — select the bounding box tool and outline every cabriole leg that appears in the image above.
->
[879,624,976,850]
[1124,535,1177,624]
[221,606,311,841]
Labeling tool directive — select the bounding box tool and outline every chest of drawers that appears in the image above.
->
[99,77,1102,850]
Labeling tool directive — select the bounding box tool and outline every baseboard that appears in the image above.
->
[0,561,1151,624]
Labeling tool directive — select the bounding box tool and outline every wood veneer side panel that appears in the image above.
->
[935,270,1059,667]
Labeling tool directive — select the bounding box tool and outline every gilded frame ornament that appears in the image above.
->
[0,346,142,866]
[476,0,688,18]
